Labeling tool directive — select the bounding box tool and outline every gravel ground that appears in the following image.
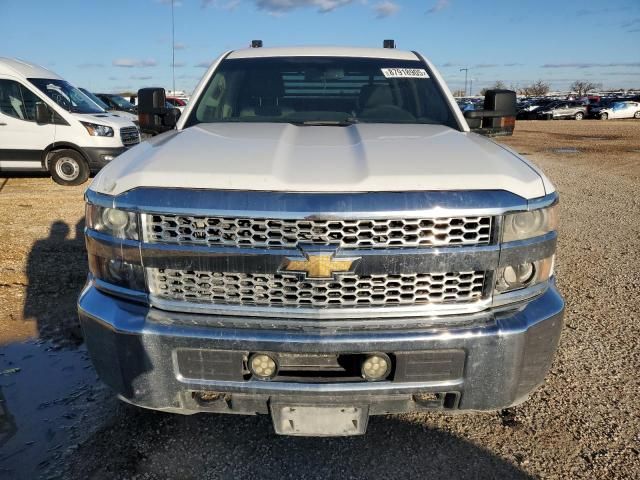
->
[0,120,639,479]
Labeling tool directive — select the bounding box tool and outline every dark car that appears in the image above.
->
[516,99,560,119]
[536,101,587,120]
[95,93,137,114]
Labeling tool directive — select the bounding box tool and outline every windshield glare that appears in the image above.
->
[28,78,103,114]
[109,95,135,109]
[79,88,110,111]
[188,57,458,128]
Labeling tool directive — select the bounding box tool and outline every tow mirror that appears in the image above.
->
[35,102,50,124]
[137,87,180,135]
[464,89,516,137]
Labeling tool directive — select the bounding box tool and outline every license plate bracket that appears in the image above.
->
[270,404,369,436]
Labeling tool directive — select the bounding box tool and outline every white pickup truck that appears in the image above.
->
[78,43,564,436]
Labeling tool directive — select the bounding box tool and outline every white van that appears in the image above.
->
[0,58,140,185]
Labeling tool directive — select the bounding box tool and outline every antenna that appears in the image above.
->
[171,0,176,95]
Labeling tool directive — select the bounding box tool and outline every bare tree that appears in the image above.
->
[480,81,506,96]
[519,80,550,97]
[452,89,466,97]
[570,80,600,96]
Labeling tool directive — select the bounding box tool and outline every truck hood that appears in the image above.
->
[91,123,547,199]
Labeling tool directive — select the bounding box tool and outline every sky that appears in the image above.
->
[3,0,639,95]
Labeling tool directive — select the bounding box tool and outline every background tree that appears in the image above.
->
[519,80,550,97]
[452,89,466,97]
[570,80,600,96]
[479,81,506,96]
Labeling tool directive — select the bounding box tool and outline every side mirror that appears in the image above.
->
[137,88,180,135]
[464,89,516,137]
[35,102,50,124]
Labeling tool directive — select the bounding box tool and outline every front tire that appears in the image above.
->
[634,111,640,119]
[600,112,608,120]
[574,112,584,120]
[49,149,89,186]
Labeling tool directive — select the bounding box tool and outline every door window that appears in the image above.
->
[0,79,44,121]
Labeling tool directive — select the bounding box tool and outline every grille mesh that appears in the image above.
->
[144,215,492,249]
[148,269,486,308]
[120,126,140,147]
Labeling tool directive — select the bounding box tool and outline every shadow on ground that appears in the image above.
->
[64,405,531,480]
[23,218,87,346]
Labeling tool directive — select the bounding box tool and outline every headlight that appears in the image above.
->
[81,121,114,137]
[86,204,138,239]
[502,205,558,242]
[495,256,555,293]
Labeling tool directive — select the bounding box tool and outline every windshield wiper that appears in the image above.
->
[290,119,358,127]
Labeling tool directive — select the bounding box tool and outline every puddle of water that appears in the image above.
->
[552,147,580,154]
[0,341,102,480]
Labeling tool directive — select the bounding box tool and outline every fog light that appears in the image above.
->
[503,263,535,286]
[249,353,278,380]
[361,353,391,381]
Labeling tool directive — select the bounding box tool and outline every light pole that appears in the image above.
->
[459,68,468,97]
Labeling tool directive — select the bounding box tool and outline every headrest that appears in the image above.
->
[359,84,394,109]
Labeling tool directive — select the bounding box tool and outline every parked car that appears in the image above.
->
[597,101,640,120]
[79,88,138,124]
[78,43,563,437]
[166,96,187,112]
[0,57,140,185]
[536,101,587,120]
[516,100,560,119]
[95,93,137,115]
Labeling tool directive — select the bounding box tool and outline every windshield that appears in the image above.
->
[108,95,135,109]
[28,78,103,114]
[188,57,458,129]
[79,88,110,111]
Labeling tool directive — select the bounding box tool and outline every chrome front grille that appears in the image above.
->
[148,269,486,308]
[144,215,492,249]
[120,126,140,147]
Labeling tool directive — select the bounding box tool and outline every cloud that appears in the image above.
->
[78,62,104,68]
[427,0,450,14]
[113,58,158,68]
[440,62,458,67]
[156,0,183,6]
[374,0,399,18]
[622,17,640,31]
[171,61,187,67]
[473,63,499,68]
[173,42,187,50]
[542,62,640,69]
[195,61,212,68]
[254,0,353,14]
[131,75,153,80]
[504,62,524,67]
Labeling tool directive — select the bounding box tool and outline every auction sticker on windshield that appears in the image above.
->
[381,68,429,78]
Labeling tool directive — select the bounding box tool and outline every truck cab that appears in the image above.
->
[78,44,563,436]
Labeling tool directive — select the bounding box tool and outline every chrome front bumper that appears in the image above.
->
[78,282,564,415]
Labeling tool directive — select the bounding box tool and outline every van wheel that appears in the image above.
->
[634,111,640,119]
[600,112,608,120]
[49,150,89,186]
[574,112,584,120]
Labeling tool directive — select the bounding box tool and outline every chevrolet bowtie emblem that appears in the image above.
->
[281,252,359,279]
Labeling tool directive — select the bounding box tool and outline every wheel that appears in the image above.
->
[634,111,640,119]
[48,149,89,186]
[574,112,584,120]
[600,112,608,120]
